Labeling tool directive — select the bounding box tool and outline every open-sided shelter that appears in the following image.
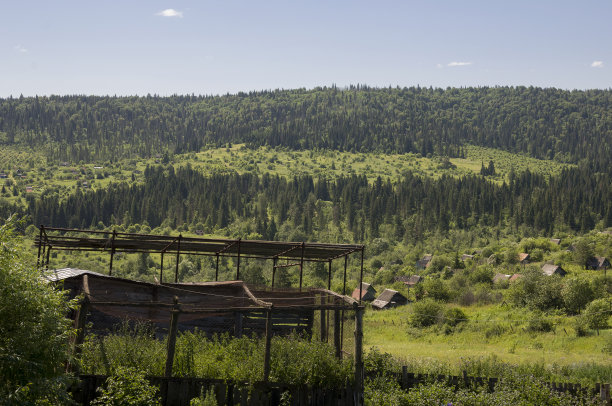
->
[37,226,368,385]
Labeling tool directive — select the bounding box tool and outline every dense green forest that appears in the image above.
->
[26,164,611,242]
[1,87,611,172]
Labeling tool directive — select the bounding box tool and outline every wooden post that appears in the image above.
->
[263,307,273,382]
[402,366,408,390]
[45,245,52,270]
[67,274,91,373]
[160,252,164,284]
[354,304,364,406]
[272,257,277,288]
[320,307,327,342]
[236,238,241,280]
[109,229,116,276]
[358,248,364,304]
[299,242,305,290]
[340,255,348,353]
[234,312,243,338]
[334,309,341,358]
[67,296,89,373]
[601,383,611,404]
[175,235,182,283]
[215,254,219,281]
[37,226,43,270]
[164,297,181,378]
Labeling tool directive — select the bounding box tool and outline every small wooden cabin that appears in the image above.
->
[371,289,408,310]
[351,282,377,302]
[541,264,566,277]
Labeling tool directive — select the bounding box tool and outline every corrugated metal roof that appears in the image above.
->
[45,268,107,282]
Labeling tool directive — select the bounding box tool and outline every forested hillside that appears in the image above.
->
[1,87,610,171]
[27,165,612,241]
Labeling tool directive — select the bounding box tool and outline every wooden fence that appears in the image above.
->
[72,370,611,406]
[384,367,611,405]
[72,375,358,406]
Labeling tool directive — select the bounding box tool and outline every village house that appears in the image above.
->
[586,256,611,271]
[461,254,474,262]
[509,273,522,282]
[394,274,423,288]
[541,264,567,277]
[351,282,377,302]
[371,289,408,310]
[415,254,433,271]
[493,273,511,283]
[518,253,530,265]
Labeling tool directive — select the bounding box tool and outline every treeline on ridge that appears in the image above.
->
[28,165,612,241]
[1,86,610,171]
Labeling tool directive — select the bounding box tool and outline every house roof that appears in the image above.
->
[48,269,357,312]
[371,289,408,309]
[542,264,564,276]
[550,238,561,245]
[509,273,522,282]
[351,282,376,300]
[518,253,530,262]
[493,273,510,283]
[587,256,610,269]
[46,267,108,282]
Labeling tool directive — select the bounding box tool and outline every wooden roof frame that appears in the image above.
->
[36,225,367,301]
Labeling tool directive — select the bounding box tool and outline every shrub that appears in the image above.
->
[526,313,554,333]
[469,265,494,284]
[423,278,450,302]
[91,367,160,406]
[584,298,610,330]
[0,217,77,404]
[444,307,468,327]
[561,277,594,314]
[190,388,218,406]
[573,316,589,337]
[409,299,443,328]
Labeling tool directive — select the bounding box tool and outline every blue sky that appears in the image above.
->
[1,0,610,96]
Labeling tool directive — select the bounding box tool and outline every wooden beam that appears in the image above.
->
[334,309,341,358]
[263,307,273,382]
[354,304,364,406]
[174,234,182,283]
[164,297,181,378]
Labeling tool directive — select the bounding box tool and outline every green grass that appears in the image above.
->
[359,303,612,383]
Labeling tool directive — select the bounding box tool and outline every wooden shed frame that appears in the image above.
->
[36,226,367,397]
[36,226,366,297]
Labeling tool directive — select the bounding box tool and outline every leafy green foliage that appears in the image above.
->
[0,217,76,405]
[561,277,594,314]
[91,367,160,406]
[189,388,218,406]
[409,299,443,328]
[81,329,352,387]
[583,299,610,330]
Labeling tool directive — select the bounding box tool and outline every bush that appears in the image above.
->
[190,388,218,406]
[444,307,468,327]
[584,298,610,330]
[91,367,160,406]
[0,217,77,404]
[561,277,594,314]
[423,278,450,302]
[574,316,589,337]
[409,299,443,328]
[526,313,554,333]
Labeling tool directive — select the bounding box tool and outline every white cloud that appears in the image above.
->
[436,63,443,69]
[591,61,604,68]
[156,9,183,18]
[14,44,28,53]
[447,61,472,67]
